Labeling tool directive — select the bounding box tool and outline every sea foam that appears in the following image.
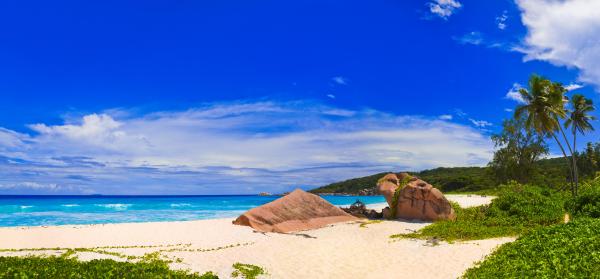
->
[95,204,132,210]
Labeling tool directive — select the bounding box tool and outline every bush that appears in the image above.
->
[567,182,600,218]
[0,256,218,279]
[463,219,600,278]
[231,263,266,279]
[485,182,566,226]
[391,183,566,241]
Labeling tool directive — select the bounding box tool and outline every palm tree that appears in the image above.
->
[514,75,575,194]
[565,94,596,195]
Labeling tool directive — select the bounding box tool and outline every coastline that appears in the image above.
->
[0,194,491,229]
[0,195,503,278]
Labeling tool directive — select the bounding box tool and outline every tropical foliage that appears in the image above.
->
[463,219,600,278]
[514,75,595,196]
[391,183,566,241]
[0,255,218,279]
[488,115,548,183]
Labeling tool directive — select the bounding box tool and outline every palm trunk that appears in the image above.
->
[573,130,579,196]
[557,123,576,196]
[552,133,575,196]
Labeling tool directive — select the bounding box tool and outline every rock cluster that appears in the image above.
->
[340,200,383,219]
[377,173,456,221]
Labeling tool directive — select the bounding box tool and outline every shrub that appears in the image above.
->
[0,256,218,279]
[566,182,600,218]
[391,183,566,241]
[231,263,266,279]
[463,219,600,278]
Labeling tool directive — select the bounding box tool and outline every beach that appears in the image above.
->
[0,195,509,278]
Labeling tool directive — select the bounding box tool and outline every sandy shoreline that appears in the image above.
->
[0,195,505,278]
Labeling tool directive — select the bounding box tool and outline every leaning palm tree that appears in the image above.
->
[514,75,575,194]
[565,94,596,195]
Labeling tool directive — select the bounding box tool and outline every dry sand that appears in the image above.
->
[0,195,509,279]
[368,194,495,211]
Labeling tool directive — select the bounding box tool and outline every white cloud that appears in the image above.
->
[0,101,493,194]
[469,118,493,128]
[454,31,484,45]
[332,76,348,85]
[496,10,508,30]
[516,0,600,88]
[439,114,453,120]
[505,83,526,104]
[504,108,513,112]
[454,109,467,118]
[327,94,336,99]
[0,182,58,190]
[428,0,462,19]
[565,83,584,91]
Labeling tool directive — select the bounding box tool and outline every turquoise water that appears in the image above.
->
[0,195,386,227]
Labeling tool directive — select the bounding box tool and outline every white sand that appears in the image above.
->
[367,194,495,212]
[0,195,509,279]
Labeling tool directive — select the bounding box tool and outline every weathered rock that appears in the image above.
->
[233,189,359,233]
[377,173,456,221]
[341,200,383,219]
[357,188,378,196]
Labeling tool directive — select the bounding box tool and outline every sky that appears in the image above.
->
[0,0,599,194]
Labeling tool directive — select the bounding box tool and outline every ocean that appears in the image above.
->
[0,195,386,227]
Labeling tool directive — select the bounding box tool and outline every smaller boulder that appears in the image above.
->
[341,200,383,219]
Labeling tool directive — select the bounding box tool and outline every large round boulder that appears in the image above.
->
[377,173,456,221]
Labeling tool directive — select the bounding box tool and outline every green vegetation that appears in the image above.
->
[566,181,600,218]
[358,220,383,228]
[231,263,266,279]
[0,255,218,279]
[0,242,262,279]
[463,219,600,278]
[310,172,388,194]
[310,167,498,194]
[391,183,566,241]
[388,174,413,218]
[488,115,548,184]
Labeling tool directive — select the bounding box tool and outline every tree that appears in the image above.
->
[489,116,548,183]
[514,75,576,194]
[565,94,596,195]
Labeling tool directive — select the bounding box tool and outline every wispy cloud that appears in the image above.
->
[427,0,462,19]
[496,10,508,30]
[439,114,453,120]
[331,76,348,85]
[505,83,526,104]
[326,94,336,99]
[454,31,484,45]
[469,118,493,128]
[565,83,584,91]
[0,100,493,194]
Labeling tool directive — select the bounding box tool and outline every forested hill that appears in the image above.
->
[309,157,568,194]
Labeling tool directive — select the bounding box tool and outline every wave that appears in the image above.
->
[94,204,132,210]
[20,205,34,209]
[170,203,192,208]
[61,204,80,207]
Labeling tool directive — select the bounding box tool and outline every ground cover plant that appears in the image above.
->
[391,183,566,241]
[230,263,266,279]
[0,255,218,279]
[463,218,600,278]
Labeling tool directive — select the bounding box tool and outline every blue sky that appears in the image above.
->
[0,0,598,194]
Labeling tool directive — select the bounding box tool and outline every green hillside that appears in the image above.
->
[310,157,570,194]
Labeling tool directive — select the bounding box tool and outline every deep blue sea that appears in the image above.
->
[0,195,386,227]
